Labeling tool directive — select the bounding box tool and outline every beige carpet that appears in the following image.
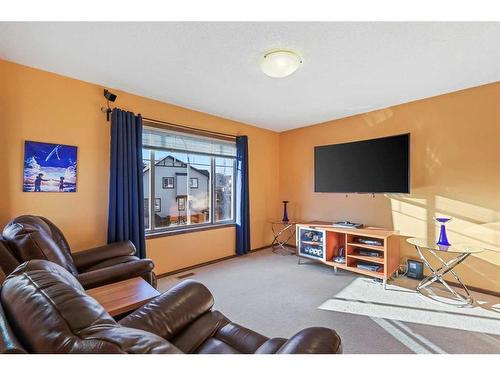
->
[319,277,500,335]
[157,248,500,354]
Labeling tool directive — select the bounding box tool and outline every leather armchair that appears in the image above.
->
[0,240,18,285]
[0,260,342,354]
[2,215,156,289]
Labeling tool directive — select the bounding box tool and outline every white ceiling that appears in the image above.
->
[0,22,499,132]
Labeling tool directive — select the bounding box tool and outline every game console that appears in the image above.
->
[332,221,364,229]
[355,237,383,246]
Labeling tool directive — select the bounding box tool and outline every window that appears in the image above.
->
[142,124,236,234]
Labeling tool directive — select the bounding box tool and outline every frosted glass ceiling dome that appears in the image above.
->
[260,49,303,78]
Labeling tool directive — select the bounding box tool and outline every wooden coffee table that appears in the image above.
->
[87,277,160,317]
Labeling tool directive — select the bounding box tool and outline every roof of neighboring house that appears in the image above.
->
[143,155,210,178]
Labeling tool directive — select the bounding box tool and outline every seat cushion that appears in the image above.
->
[172,310,230,353]
[196,337,241,354]
[2,217,78,276]
[211,320,269,354]
[255,338,288,354]
[183,311,270,354]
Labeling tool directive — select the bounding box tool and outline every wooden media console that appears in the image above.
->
[296,222,400,288]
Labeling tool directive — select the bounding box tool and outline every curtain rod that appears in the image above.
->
[141,117,237,140]
[100,106,238,140]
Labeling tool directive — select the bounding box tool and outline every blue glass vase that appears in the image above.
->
[282,201,289,223]
[434,217,451,246]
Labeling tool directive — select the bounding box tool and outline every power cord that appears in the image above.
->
[395,256,409,278]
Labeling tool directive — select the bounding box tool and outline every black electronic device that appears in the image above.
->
[332,221,363,229]
[356,263,382,272]
[406,259,424,280]
[103,89,117,102]
[355,237,383,246]
[314,133,410,193]
[358,249,380,257]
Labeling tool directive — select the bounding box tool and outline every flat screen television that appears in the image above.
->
[314,133,410,193]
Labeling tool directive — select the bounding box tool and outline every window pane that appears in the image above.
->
[188,154,211,166]
[188,164,211,225]
[215,157,234,167]
[153,151,189,229]
[143,126,237,157]
[150,151,212,229]
[215,158,234,222]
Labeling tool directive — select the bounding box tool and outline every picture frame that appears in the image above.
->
[190,177,199,189]
[23,140,78,193]
[162,176,174,189]
[154,198,161,212]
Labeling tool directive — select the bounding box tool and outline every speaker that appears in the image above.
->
[407,259,424,280]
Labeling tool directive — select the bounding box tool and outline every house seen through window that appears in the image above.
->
[142,124,236,233]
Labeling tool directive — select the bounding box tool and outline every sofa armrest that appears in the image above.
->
[276,327,342,354]
[72,241,136,271]
[119,279,214,340]
[0,303,27,353]
[77,258,154,289]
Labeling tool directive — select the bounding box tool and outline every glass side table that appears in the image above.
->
[270,221,296,255]
[406,238,484,307]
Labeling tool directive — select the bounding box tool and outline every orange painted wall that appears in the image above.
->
[0,60,280,275]
[280,82,500,291]
[2,58,499,291]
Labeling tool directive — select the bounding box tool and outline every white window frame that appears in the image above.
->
[143,133,237,236]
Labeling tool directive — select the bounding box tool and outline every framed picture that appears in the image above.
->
[190,177,199,189]
[154,198,161,212]
[177,196,186,211]
[162,176,174,189]
[23,141,78,193]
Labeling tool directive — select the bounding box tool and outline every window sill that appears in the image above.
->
[145,222,236,239]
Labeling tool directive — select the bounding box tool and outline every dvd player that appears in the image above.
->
[332,221,363,229]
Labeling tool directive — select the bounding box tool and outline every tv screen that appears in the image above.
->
[314,134,410,193]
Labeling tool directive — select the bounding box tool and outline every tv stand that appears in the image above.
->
[296,222,400,288]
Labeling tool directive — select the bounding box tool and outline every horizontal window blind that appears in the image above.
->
[143,126,236,158]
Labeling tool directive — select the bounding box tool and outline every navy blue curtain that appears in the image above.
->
[107,108,146,259]
[236,135,250,255]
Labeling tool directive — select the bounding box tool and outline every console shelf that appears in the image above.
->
[301,241,324,246]
[346,242,385,251]
[296,222,400,288]
[348,253,385,264]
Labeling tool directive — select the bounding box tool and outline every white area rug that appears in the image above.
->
[318,277,500,335]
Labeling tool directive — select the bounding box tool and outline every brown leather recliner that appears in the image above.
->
[0,240,18,285]
[0,260,342,354]
[2,215,156,289]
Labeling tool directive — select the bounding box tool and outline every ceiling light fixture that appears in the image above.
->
[260,49,303,78]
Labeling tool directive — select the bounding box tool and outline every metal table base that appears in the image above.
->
[271,221,296,255]
[413,245,473,307]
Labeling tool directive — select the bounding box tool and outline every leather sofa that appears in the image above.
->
[0,260,342,354]
[1,215,156,289]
